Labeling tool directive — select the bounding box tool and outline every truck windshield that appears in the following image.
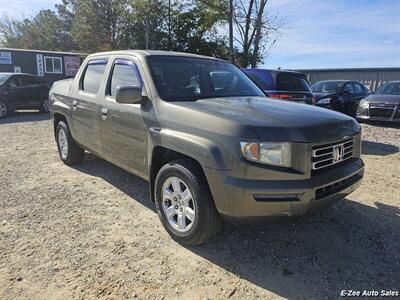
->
[147,56,264,102]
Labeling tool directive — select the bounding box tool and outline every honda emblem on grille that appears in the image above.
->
[332,145,344,162]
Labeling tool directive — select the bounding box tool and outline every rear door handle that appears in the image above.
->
[101,108,108,120]
[72,100,78,111]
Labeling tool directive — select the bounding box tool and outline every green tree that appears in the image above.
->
[170,2,231,59]
[55,0,128,52]
[199,0,283,67]
[0,10,75,51]
[0,0,279,66]
[118,0,170,50]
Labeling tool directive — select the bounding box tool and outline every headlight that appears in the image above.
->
[317,97,331,104]
[359,100,369,109]
[240,142,291,167]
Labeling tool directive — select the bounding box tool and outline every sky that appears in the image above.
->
[265,0,400,69]
[0,0,399,69]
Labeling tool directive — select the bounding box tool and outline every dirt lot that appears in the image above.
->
[0,112,399,300]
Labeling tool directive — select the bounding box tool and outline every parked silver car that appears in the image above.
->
[357,81,400,122]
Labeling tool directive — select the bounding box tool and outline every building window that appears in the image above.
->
[44,56,63,74]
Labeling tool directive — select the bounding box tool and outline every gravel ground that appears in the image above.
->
[0,112,399,300]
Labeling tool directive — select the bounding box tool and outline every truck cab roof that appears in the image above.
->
[86,50,226,62]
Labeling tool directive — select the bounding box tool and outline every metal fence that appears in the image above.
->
[297,68,400,91]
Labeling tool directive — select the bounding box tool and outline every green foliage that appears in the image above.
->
[0,10,75,51]
[170,2,232,59]
[0,0,279,66]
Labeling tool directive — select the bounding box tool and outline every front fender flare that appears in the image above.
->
[148,128,231,170]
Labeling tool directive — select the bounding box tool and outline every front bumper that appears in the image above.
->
[204,158,364,219]
[357,115,400,123]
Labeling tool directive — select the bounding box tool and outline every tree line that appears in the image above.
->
[0,0,283,67]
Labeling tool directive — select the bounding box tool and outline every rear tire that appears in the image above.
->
[155,159,222,245]
[0,99,8,119]
[56,121,84,165]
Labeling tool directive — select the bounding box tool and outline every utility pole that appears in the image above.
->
[145,0,150,49]
[229,0,234,62]
[168,0,171,51]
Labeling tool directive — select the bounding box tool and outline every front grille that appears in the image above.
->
[312,138,353,171]
[370,103,397,109]
[369,107,394,118]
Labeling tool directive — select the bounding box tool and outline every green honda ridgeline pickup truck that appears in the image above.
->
[50,50,364,245]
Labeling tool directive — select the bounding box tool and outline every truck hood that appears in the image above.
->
[172,96,360,142]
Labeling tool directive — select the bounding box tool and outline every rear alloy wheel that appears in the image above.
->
[0,100,8,118]
[58,127,69,160]
[40,98,50,113]
[56,121,84,165]
[155,159,222,245]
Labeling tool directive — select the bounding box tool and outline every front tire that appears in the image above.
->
[155,159,222,245]
[0,99,8,119]
[56,121,84,165]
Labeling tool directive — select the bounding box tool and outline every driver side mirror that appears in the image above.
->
[115,85,142,104]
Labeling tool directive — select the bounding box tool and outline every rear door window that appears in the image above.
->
[8,76,21,88]
[20,76,30,87]
[20,75,39,86]
[81,60,108,94]
[30,76,41,85]
[343,83,354,93]
[276,73,311,92]
[353,83,364,93]
[108,59,143,97]
[311,81,344,93]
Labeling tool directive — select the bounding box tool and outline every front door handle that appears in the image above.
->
[101,108,108,120]
[72,100,78,111]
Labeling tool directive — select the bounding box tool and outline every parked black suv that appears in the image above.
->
[311,80,369,116]
[243,69,314,105]
[0,73,50,118]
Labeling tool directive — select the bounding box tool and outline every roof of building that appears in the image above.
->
[297,67,400,72]
[0,47,87,56]
[244,67,304,74]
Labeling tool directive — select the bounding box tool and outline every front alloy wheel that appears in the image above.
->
[155,159,222,245]
[161,176,196,233]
